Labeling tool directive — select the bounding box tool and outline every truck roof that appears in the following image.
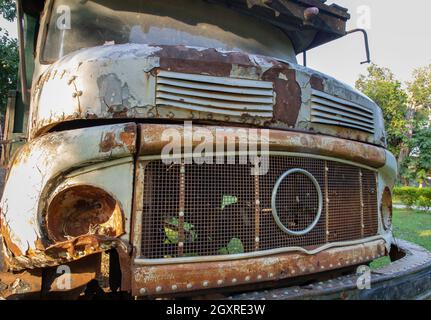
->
[22,0,350,54]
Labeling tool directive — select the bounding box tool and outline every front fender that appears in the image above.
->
[0,123,136,268]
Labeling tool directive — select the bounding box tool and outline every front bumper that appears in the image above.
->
[132,239,387,297]
[228,239,431,300]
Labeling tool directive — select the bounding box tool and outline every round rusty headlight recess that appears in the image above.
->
[381,187,393,230]
[271,169,323,236]
[46,186,124,242]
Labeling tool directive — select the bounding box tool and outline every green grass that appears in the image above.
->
[370,208,431,269]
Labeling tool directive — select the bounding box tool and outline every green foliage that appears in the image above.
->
[221,195,238,210]
[218,238,244,255]
[356,63,431,185]
[402,128,431,185]
[356,64,409,158]
[371,208,431,269]
[0,0,16,22]
[408,64,431,111]
[163,217,197,245]
[0,28,18,116]
[0,1,18,117]
[393,187,431,210]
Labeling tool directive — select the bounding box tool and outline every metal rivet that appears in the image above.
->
[269,273,274,278]
[255,237,260,243]
[171,285,178,291]
[217,280,224,285]
[187,283,193,289]
[321,266,325,269]
[202,281,209,287]
[329,264,333,268]
[245,276,251,282]
[139,288,146,295]
[179,211,184,217]
[232,278,237,283]
[257,275,262,280]
[156,286,162,293]
[291,270,296,274]
[178,242,184,247]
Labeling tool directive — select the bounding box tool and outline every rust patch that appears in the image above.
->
[120,124,137,151]
[108,107,128,119]
[0,219,23,258]
[99,132,122,153]
[46,185,124,242]
[262,66,302,126]
[132,240,387,296]
[157,46,252,77]
[310,74,325,91]
[138,124,387,168]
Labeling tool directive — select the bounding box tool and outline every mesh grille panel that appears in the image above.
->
[140,156,378,259]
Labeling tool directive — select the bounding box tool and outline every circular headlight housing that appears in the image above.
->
[47,185,123,241]
[381,187,393,230]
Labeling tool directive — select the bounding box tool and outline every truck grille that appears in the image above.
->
[311,90,375,134]
[156,71,274,118]
[140,156,378,260]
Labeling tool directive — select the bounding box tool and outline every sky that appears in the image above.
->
[307,0,431,87]
[0,0,430,87]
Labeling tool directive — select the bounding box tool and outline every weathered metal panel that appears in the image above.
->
[138,124,386,168]
[0,123,136,270]
[30,45,386,147]
[132,240,387,297]
[228,239,431,300]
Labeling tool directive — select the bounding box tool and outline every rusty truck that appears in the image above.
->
[1,0,431,300]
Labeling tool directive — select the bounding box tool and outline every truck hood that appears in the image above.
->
[31,43,386,147]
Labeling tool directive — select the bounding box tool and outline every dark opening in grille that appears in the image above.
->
[140,156,378,260]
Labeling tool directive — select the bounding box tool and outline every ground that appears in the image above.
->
[371,208,431,269]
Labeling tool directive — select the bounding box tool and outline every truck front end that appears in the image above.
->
[1,0,397,298]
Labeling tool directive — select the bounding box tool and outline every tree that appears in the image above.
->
[356,64,409,166]
[0,0,18,117]
[402,65,431,185]
[0,0,15,21]
[0,30,18,116]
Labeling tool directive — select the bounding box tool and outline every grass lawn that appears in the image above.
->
[370,208,431,269]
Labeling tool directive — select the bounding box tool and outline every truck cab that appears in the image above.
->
[0,0,396,298]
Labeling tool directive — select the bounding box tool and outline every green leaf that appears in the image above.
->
[221,195,238,210]
[227,238,244,254]
[218,238,245,255]
[163,217,197,244]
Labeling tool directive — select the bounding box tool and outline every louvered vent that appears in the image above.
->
[311,90,375,134]
[156,71,274,118]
